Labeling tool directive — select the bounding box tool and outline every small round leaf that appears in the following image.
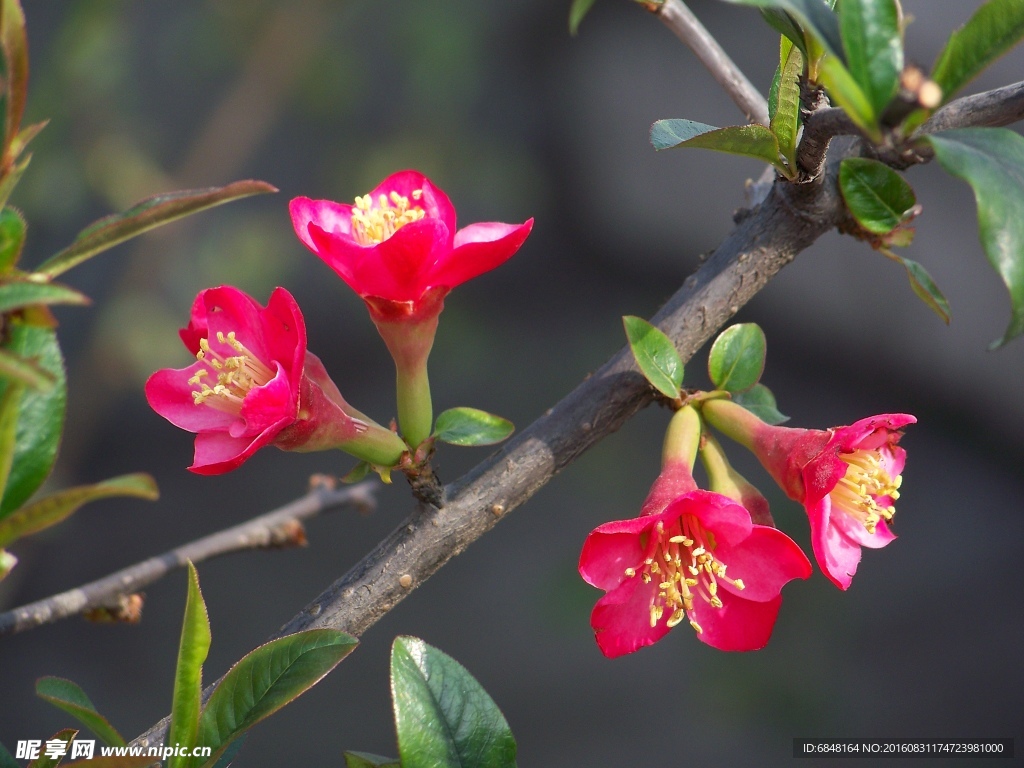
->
[707,323,766,393]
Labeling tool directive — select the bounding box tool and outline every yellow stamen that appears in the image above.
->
[831,447,903,534]
[350,188,426,246]
[190,329,275,416]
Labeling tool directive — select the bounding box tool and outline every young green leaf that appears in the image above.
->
[839,157,916,234]
[168,563,212,768]
[925,128,1024,347]
[341,460,371,484]
[930,0,1024,104]
[0,739,19,768]
[838,0,902,118]
[0,324,66,518]
[651,120,790,176]
[35,677,127,747]
[0,281,90,314]
[34,180,278,279]
[707,323,767,393]
[817,54,879,140]
[0,152,30,211]
[731,384,790,425]
[391,636,517,768]
[0,473,158,548]
[434,407,514,446]
[7,119,47,164]
[0,206,26,272]
[760,9,808,55]
[886,252,951,324]
[0,346,55,390]
[569,0,599,35]
[622,315,684,399]
[0,0,28,152]
[723,0,843,58]
[0,381,21,498]
[344,753,400,768]
[0,549,15,581]
[193,630,358,766]
[26,729,77,768]
[770,37,804,170]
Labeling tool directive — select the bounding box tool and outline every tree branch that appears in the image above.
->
[651,0,770,127]
[0,481,377,637]
[133,80,1023,748]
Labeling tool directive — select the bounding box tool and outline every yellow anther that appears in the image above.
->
[667,609,685,628]
[732,579,745,590]
[624,567,636,577]
[710,596,723,609]
[669,535,686,544]
[689,619,703,634]
[641,573,651,584]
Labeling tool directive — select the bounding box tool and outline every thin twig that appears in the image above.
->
[652,0,770,126]
[134,81,1023,748]
[0,481,377,637]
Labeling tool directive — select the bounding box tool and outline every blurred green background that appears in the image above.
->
[1,1,1022,764]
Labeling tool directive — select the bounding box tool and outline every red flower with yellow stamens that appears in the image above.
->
[145,286,406,474]
[702,399,914,590]
[289,170,533,449]
[579,488,811,656]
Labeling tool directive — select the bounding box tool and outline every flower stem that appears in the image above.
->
[700,398,764,451]
[395,356,433,450]
[662,405,701,471]
[339,420,409,467]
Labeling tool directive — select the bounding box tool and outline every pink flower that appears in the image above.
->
[145,286,405,474]
[703,400,914,590]
[289,170,533,324]
[579,464,811,656]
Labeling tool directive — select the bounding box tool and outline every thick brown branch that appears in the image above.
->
[0,481,376,637]
[133,80,1022,748]
[652,0,770,127]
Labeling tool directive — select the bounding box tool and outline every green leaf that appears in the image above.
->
[0,380,21,497]
[930,0,1024,104]
[890,253,951,324]
[839,0,902,118]
[201,735,247,768]
[724,0,842,58]
[341,461,371,484]
[761,9,808,55]
[169,563,212,768]
[35,677,127,747]
[0,0,28,152]
[0,323,66,518]
[0,473,158,548]
[650,120,790,176]
[0,346,55,390]
[622,315,684,399]
[925,128,1024,347]
[194,630,358,765]
[707,323,766,393]
[0,739,19,768]
[569,0,598,35]
[0,548,15,581]
[731,384,789,424]
[770,37,804,170]
[7,119,47,163]
[433,407,515,446]
[0,280,89,314]
[26,729,77,768]
[34,181,278,279]
[839,157,916,234]
[0,151,30,211]
[0,206,26,272]
[391,636,517,768]
[817,54,879,140]
[344,753,400,768]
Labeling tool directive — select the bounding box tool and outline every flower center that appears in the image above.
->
[830,448,902,534]
[625,515,745,635]
[189,330,275,416]
[350,189,426,245]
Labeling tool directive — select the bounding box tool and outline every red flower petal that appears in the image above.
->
[429,219,533,290]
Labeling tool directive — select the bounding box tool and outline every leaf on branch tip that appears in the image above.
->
[707,323,767,393]
[434,407,514,447]
[622,315,683,399]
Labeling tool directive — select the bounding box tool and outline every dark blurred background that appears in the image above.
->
[1,1,1022,765]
